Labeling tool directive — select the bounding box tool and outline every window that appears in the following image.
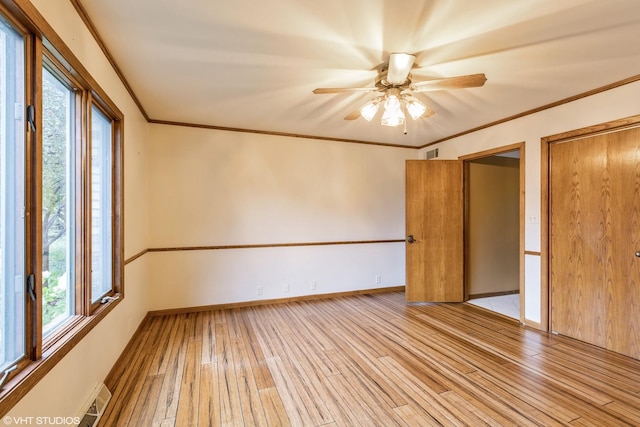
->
[90,104,113,304]
[0,12,25,375]
[0,2,123,413]
[41,66,75,335]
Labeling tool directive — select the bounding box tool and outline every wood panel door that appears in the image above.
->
[405,160,464,302]
[550,127,640,359]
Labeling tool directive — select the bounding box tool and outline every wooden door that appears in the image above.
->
[405,160,464,302]
[607,129,640,357]
[550,127,640,359]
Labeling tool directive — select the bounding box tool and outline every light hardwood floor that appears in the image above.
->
[100,291,640,426]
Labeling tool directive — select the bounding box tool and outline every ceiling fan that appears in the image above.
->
[313,53,487,129]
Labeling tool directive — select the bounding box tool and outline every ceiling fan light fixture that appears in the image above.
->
[360,101,380,121]
[312,54,487,130]
[384,95,401,112]
[406,99,427,120]
[381,109,405,127]
[381,96,405,127]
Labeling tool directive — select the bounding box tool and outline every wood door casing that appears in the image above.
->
[405,160,464,302]
[550,127,640,359]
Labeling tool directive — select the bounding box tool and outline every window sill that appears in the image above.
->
[0,296,122,417]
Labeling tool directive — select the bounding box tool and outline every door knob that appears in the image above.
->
[636,251,640,258]
[407,235,416,244]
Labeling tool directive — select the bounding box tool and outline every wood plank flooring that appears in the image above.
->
[100,291,640,426]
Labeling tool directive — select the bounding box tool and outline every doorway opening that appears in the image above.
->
[462,146,523,320]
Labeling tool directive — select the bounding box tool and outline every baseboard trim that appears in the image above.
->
[468,290,519,300]
[147,286,406,317]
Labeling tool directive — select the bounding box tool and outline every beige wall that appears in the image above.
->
[467,156,520,296]
[147,125,416,309]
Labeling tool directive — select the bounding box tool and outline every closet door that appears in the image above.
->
[607,129,640,357]
[550,127,640,359]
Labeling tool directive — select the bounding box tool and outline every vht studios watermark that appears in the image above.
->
[3,416,81,425]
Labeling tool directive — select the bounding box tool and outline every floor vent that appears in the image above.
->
[425,148,439,160]
[77,383,111,427]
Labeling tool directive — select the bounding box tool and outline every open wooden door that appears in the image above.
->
[406,160,464,302]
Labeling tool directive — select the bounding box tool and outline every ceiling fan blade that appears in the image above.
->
[420,107,435,119]
[411,73,487,92]
[344,109,362,120]
[386,53,416,85]
[313,87,377,94]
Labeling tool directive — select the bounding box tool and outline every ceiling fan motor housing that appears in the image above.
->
[376,70,412,90]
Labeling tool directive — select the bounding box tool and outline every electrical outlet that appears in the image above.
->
[283,283,290,293]
[375,275,382,284]
[310,281,317,290]
[257,286,263,296]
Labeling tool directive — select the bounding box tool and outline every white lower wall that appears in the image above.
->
[149,242,405,310]
[524,254,541,324]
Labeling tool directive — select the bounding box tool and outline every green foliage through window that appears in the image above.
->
[41,67,74,334]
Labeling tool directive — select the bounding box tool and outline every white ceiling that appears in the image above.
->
[77,0,640,148]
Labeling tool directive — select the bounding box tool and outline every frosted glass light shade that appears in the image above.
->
[406,100,427,119]
[387,53,416,84]
[360,101,379,121]
[381,95,405,127]
[381,110,405,127]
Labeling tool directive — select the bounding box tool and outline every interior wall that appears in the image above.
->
[11,0,640,418]
[147,124,416,310]
[420,79,640,326]
[7,0,151,420]
[467,156,520,297]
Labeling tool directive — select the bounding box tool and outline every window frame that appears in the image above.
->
[88,99,119,311]
[0,6,28,377]
[40,52,83,343]
[0,0,124,415]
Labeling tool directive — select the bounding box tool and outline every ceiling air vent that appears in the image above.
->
[425,148,439,160]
